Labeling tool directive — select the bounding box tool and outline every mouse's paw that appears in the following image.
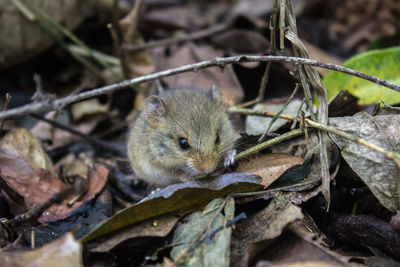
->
[224,149,236,167]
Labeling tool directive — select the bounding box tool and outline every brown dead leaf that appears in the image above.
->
[70,97,111,122]
[302,39,342,76]
[231,195,303,267]
[56,153,90,179]
[228,0,274,19]
[254,239,345,267]
[390,211,400,231]
[329,113,400,211]
[288,213,330,248]
[0,128,108,222]
[0,151,63,215]
[140,3,206,32]
[0,128,54,172]
[235,153,304,187]
[40,164,108,222]
[211,29,269,54]
[256,261,343,267]
[0,233,83,267]
[30,111,99,149]
[91,213,180,253]
[153,44,244,105]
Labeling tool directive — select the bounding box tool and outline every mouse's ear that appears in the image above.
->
[144,95,167,127]
[206,86,228,107]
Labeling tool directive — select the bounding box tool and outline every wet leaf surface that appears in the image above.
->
[82,173,262,243]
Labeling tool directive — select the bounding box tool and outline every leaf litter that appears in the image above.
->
[0,0,400,266]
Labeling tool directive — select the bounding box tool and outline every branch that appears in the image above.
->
[234,128,305,161]
[1,55,399,121]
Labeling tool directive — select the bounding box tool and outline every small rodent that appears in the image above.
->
[127,88,237,187]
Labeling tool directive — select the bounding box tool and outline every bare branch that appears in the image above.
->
[1,55,399,121]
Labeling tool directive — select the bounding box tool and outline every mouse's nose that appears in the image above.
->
[193,156,218,174]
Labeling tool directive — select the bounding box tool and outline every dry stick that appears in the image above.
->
[29,113,123,155]
[235,128,304,161]
[284,0,328,209]
[10,0,36,20]
[0,55,399,121]
[258,0,278,103]
[0,93,11,133]
[259,83,300,142]
[240,0,279,108]
[291,97,305,129]
[229,107,400,168]
[279,0,286,51]
[230,180,322,199]
[123,22,229,52]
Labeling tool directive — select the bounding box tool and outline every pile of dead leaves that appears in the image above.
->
[0,0,399,267]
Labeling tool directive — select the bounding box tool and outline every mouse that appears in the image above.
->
[127,87,237,187]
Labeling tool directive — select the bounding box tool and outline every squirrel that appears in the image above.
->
[127,88,237,187]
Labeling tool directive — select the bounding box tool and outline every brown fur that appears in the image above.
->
[127,88,237,187]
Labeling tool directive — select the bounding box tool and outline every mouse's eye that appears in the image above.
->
[215,134,220,145]
[178,137,190,150]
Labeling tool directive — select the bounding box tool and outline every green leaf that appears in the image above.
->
[323,46,400,105]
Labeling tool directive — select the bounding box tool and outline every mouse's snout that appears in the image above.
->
[188,153,219,175]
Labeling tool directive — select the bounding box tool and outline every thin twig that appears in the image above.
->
[2,188,74,228]
[279,0,286,51]
[235,128,305,161]
[0,93,11,134]
[67,44,121,66]
[229,107,400,168]
[1,55,399,121]
[259,83,300,142]
[229,178,321,198]
[10,0,36,20]
[255,0,278,103]
[291,97,305,129]
[30,113,123,155]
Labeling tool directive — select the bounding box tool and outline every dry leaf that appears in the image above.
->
[153,44,244,105]
[0,233,83,267]
[235,153,304,187]
[169,198,234,267]
[91,213,180,253]
[329,113,400,211]
[0,128,108,222]
[231,195,303,266]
